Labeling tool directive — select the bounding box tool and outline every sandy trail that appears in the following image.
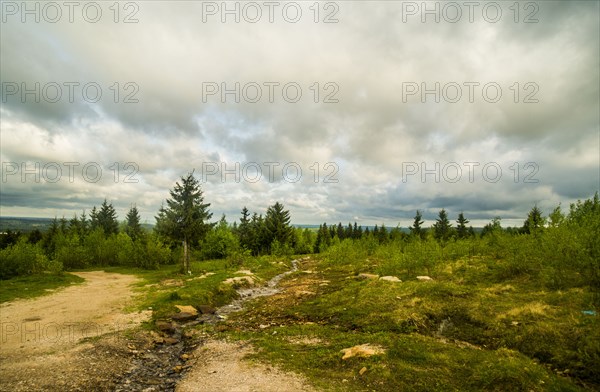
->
[0,271,150,391]
[176,339,316,392]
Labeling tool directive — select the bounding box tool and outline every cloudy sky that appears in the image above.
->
[1,1,599,227]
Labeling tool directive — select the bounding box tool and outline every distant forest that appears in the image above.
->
[1,173,598,293]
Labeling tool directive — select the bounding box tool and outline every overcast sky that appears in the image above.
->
[1,1,599,227]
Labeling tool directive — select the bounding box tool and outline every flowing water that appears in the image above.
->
[113,257,305,391]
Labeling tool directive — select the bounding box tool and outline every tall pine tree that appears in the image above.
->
[433,209,452,242]
[155,172,212,274]
[264,202,293,251]
[456,212,470,239]
[125,205,143,241]
[410,210,425,240]
[97,199,119,236]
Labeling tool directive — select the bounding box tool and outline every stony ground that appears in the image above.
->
[176,339,315,392]
[0,263,318,391]
[0,271,151,391]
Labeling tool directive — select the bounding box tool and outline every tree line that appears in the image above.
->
[1,170,598,284]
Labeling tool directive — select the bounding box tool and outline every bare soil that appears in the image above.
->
[176,339,316,392]
[0,271,150,391]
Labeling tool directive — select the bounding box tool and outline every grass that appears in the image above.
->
[2,251,597,390]
[0,272,84,303]
[201,254,599,391]
[95,255,292,322]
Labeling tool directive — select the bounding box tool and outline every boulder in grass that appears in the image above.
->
[379,276,401,282]
[416,276,433,281]
[358,273,379,280]
[340,344,385,360]
[175,305,199,316]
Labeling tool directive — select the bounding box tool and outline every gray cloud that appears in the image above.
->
[1,1,598,225]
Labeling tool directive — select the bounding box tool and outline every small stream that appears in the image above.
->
[112,257,304,391]
[211,257,302,320]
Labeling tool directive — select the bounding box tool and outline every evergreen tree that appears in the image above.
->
[125,205,143,241]
[337,223,344,240]
[78,211,89,238]
[59,216,68,233]
[456,212,470,239]
[345,223,353,239]
[155,172,213,274]
[433,209,452,242]
[97,199,119,236]
[315,223,332,252]
[356,224,363,239]
[237,206,252,250]
[90,206,99,231]
[264,202,293,251]
[378,223,388,243]
[522,204,545,234]
[352,222,359,239]
[410,210,425,240]
[41,217,60,256]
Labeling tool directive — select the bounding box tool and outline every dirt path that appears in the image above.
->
[176,339,316,392]
[177,258,317,392]
[0,271,150,391]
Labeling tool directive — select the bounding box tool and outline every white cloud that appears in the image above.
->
[1,1,598,225]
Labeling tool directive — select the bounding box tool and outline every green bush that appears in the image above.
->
[143,237,171,269]
[0,239,60,279]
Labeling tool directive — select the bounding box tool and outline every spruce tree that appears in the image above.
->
[265,202,293,251]
[410,210,425,240]
[98,199,119,236]
[237,207,252,250]
[432,209,452,242]
[125,205,143,241]
[456,212,470,239]
[522,205,545,234]
[155,172,213,274]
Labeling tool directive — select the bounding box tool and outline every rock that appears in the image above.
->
[235,270,254,275]
[180,353,191,361]
[358,273,379,280]
[359,367,368,375]
[175,305,199,316]
[171,312,197,322]
[197,305,216,314]
[379,276,401,282]
[161,279,184,287]
[295,290,315,297]
[163,337,180,345]
[190,272,216,280]
[156,321,176,333]
[416,276,433,281]
[224,276,255,286]
[340,344,385,360]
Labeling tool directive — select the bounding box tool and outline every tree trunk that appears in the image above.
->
[182,238,190,274]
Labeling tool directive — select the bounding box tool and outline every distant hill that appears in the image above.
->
[1,217,482,234]
[0,217,154,233]
[0,217,55,232]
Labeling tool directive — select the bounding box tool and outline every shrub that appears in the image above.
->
[0,239,61,279]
